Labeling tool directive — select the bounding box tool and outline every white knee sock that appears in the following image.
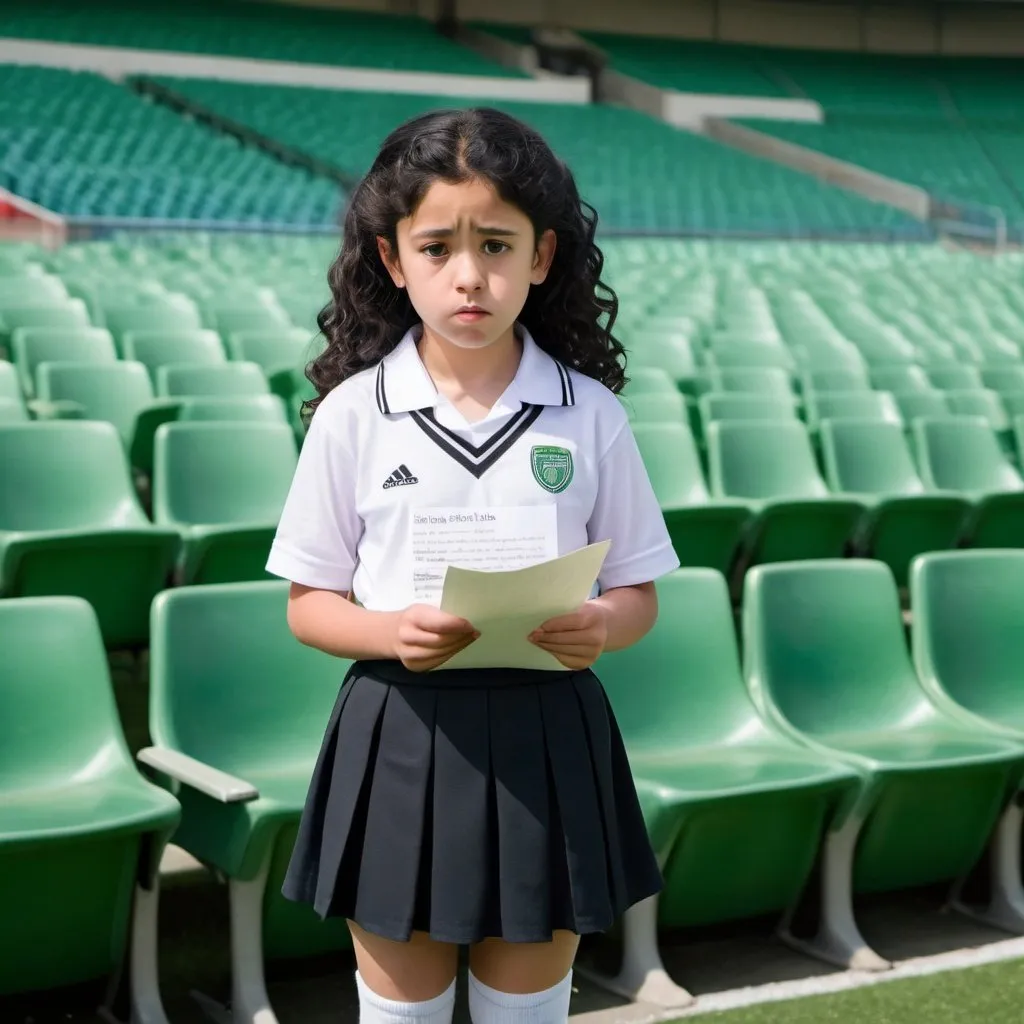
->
[355,971,456,1024]
[468,970,573,1024]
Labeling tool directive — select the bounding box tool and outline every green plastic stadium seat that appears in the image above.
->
[153,422,297,585]
[697,392,797,448]
[705,342,796,373]
[591,570,860,1004]
[156,362,269,398]
[707,420,865,568]
[743,560,1024,969]
[706,367,794,399]
[944,388,1011,439]
[929,366,984,391]
[122,329,227,382]
[0,399,27,422]
[0,596,179,1007]
[213,307,292,337]
[913,416,1024,548]
[806,390,901,431]
[819,419,969,586]
[0,274,67,307]
[226,328,314,375]
[893,390,950,424]
[10,326,117,396]
[618,391,686,425]
[179,395,290,424]
[142,582,353,1022]
[871,365,933,394]
[632,423,752,575]
[0,360,20,402]
[801,368,873,394]
[34,361,155,446]
[981,366,1024,396]
[622,367,682,396]
[104,304,203,351]
[0,422,179,646]
[0,301,92,352]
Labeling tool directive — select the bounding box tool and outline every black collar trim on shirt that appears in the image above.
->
[554,359,575,407]
[375,362,391,415]
[409,404,544,479]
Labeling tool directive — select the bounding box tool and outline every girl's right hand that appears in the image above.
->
[392,604,479,672]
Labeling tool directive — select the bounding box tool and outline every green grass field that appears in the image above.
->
[699,958,1024,1022]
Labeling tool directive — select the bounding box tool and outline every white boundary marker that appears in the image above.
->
[573,937,1024,1023]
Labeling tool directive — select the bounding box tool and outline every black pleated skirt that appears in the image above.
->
[282,659,663,945]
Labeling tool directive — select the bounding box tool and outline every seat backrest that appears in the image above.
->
[0,360,20,401]
[0,596,133,785]
[178,395,288,423]
[12,327,117,393]
[631,422,710,506]
[743,560,928,739]
[0,422,147,530]
[820,418,925,495]
[150,581,350,776]
[706,342,795,372]
[944,388,1009,431]
[1,301,91,335]
[36,361,154,444]
[707,367,793,399]
[893,389,950,424]
[599,570,766,749]
[225,328,313,372]
[622,366,678,396]
[911,551,1024,723]
[912,415,1024,493]
[122,329,226,378]
[928,365,984,391]
[872,364,933,394]
[809,390,902,427]
[153,421,298,526]
[0,398,27,422]
[156,361,269,397]
[699,392,797,428]
[618,390,685,424]
[802,367,872,394]
[707,419,828,499]
[103,304,202,346]
[213,307,292,336]
[982,366,1024,395]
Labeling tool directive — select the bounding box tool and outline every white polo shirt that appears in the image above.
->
[266,325,679,611]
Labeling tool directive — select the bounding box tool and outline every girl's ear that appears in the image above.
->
[377,236,406,288]
[530,229,557,286]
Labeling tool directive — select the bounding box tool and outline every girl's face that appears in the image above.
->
[378,177,556,352]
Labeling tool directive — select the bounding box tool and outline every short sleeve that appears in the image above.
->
[588,420,680,591]
[265,408,362,591]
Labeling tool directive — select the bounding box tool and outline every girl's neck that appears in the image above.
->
[417,323,522,423]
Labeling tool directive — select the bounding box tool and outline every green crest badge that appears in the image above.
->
[531,445,574,494]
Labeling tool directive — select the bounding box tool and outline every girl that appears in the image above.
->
[267,107,680,1024]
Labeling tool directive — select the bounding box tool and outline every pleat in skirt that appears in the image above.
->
[282,659,663,945]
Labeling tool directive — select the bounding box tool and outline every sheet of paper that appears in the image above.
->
[435,540,612,671]
[410,505,558,604]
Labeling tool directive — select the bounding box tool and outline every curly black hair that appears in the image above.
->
[306,106,624,412]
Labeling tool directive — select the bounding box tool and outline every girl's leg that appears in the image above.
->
[350,922,459,1024]
[467,931,579,1024]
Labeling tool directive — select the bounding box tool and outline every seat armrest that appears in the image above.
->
[137,746,259,803]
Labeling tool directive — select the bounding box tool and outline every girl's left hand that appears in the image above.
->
[528,601,608,670]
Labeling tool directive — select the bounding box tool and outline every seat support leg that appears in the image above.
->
[575,896,694,1008]
[779,814,891,972]
[952,801,1024,935]
[192,855,279,1024]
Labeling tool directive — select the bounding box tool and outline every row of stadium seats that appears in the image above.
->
[0,65,343,222]
[146,76,924,236]
[0,0,519,76]
[9,553,1024,1010]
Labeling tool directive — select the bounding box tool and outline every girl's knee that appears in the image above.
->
[467,970,573,1024]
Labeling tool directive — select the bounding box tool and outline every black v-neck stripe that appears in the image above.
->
[416,405,529,459]
[375,363,391,414]
[410,405,543,479]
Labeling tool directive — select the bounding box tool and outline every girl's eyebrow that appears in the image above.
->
[410,226,520,240]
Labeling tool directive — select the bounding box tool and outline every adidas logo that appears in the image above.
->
[383,464,419,489]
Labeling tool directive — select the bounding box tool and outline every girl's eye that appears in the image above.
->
[422,243,447,259]
[483,240,510,255]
